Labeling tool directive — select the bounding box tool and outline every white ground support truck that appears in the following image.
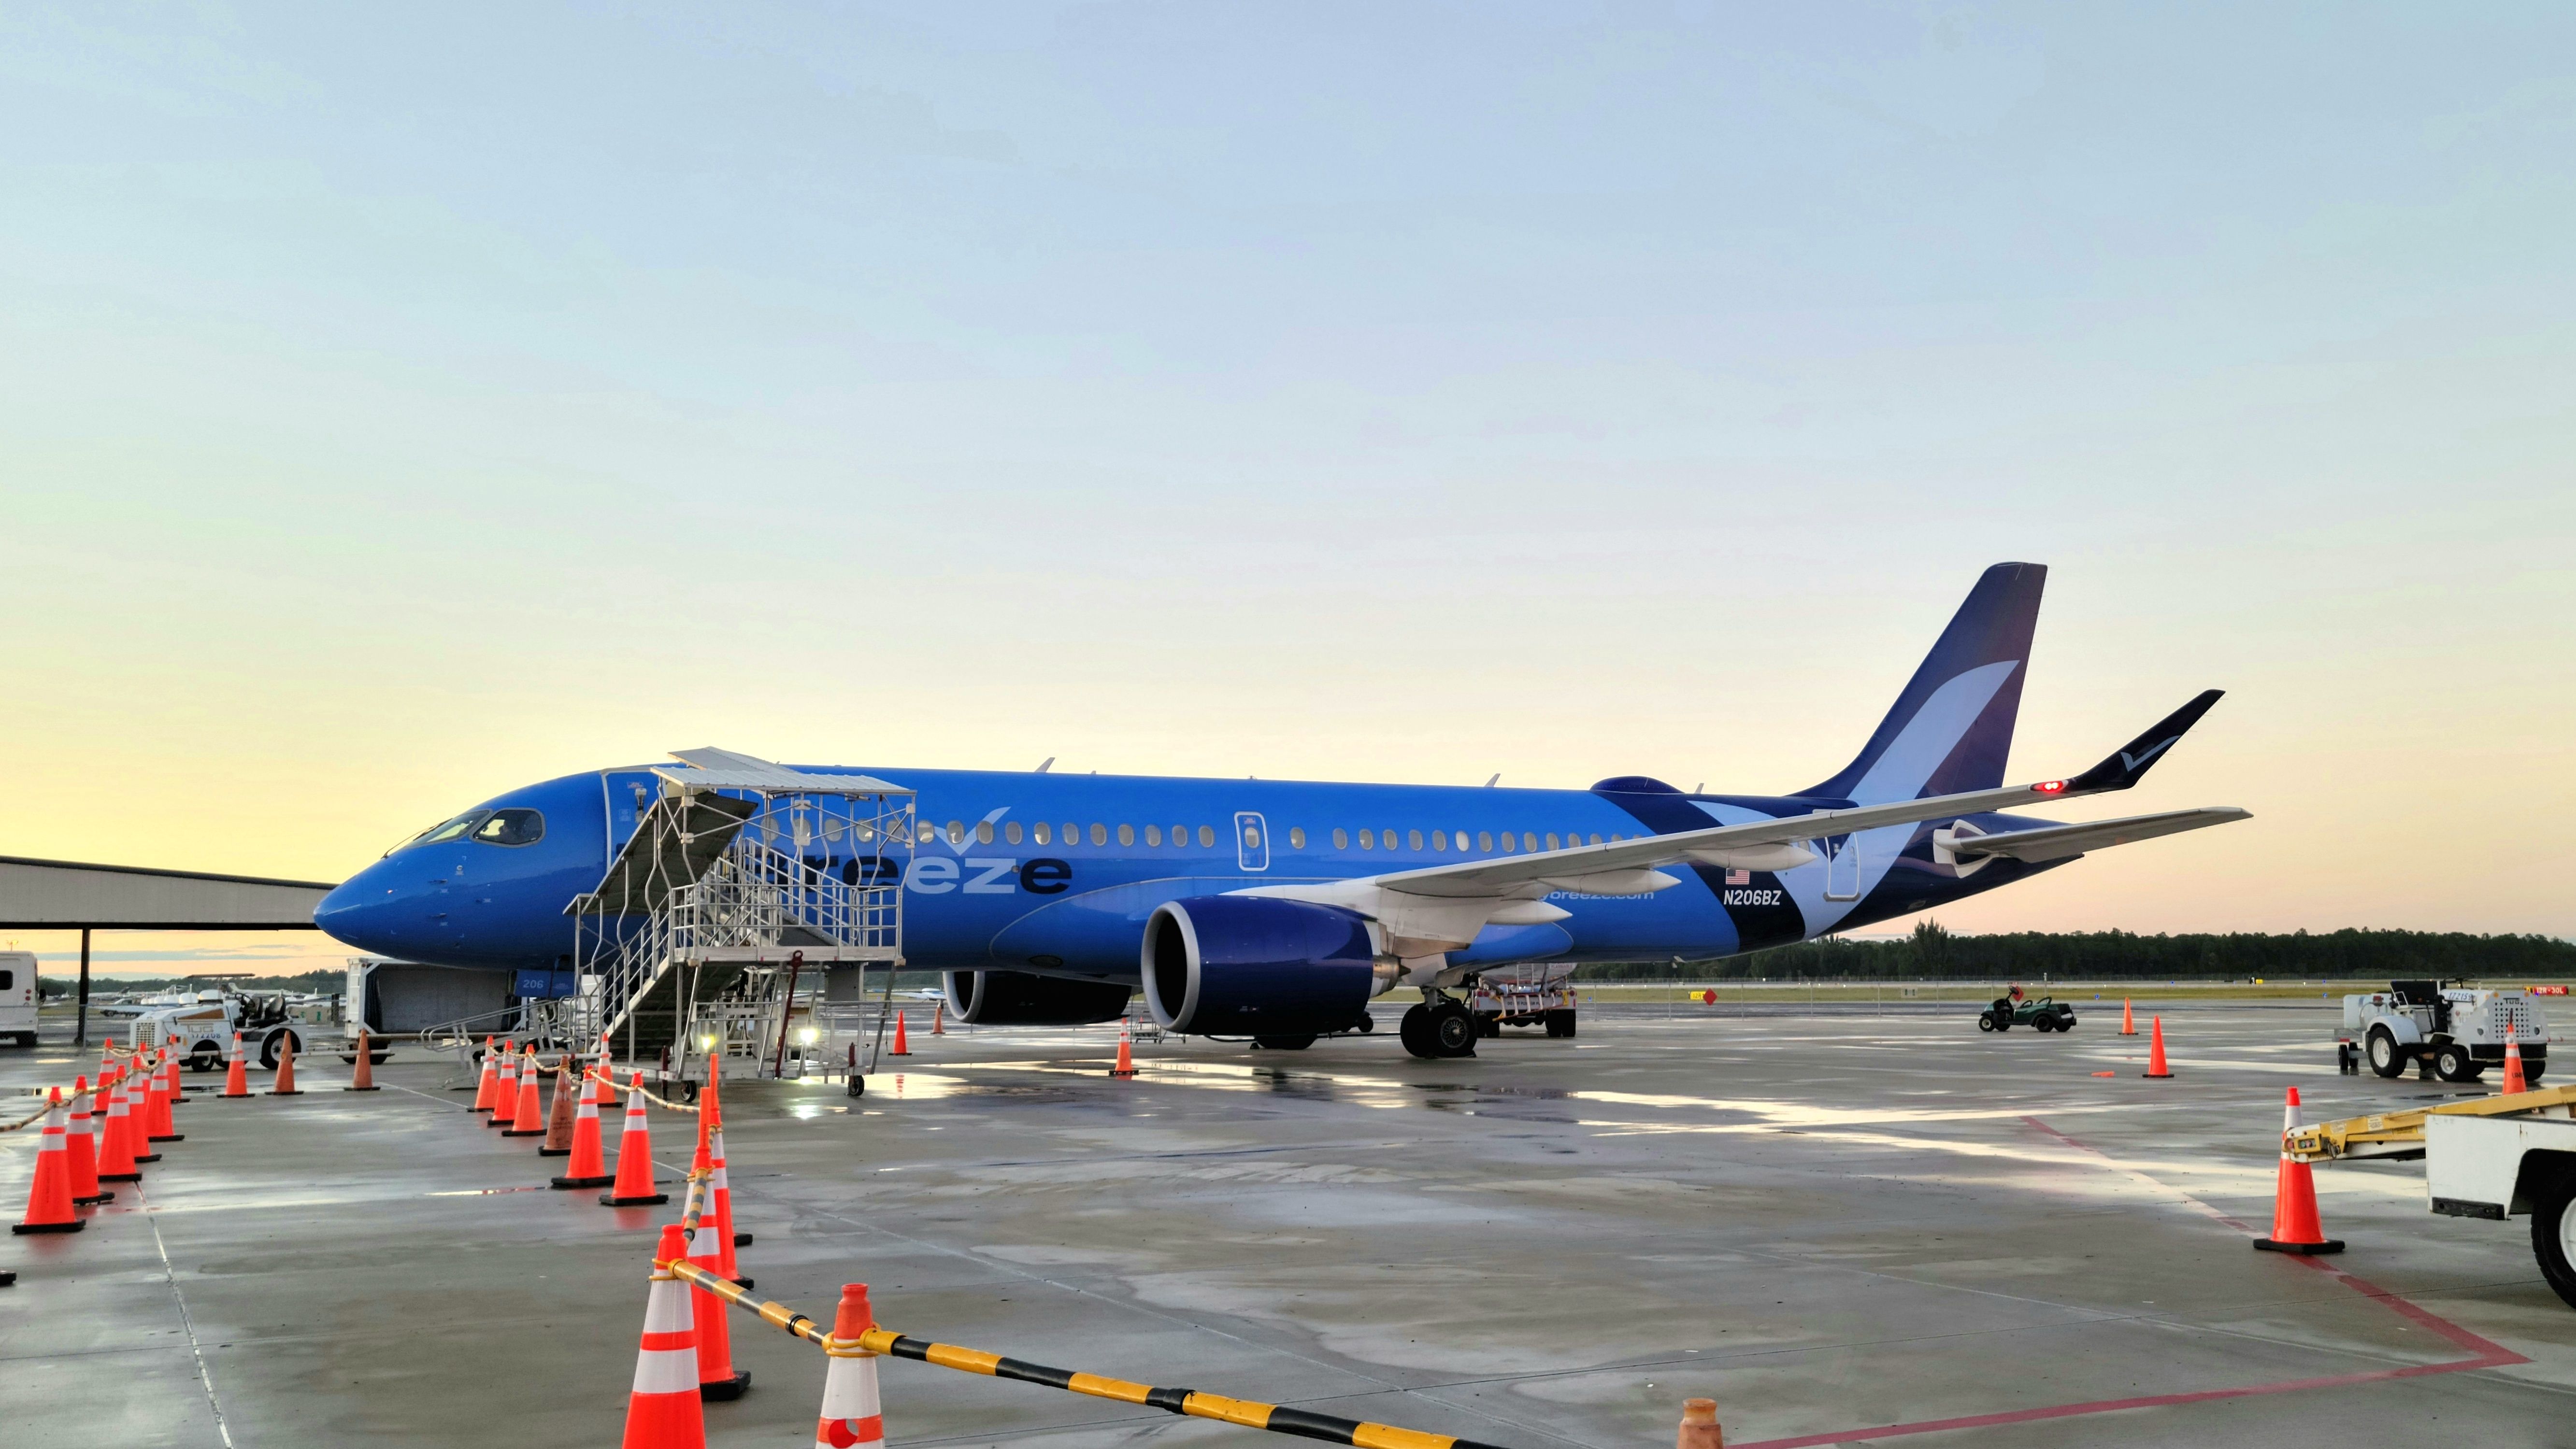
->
[2341,978,2549,1083]
[0,951,36,1046]
[2290,1083,2576,1312]
[97,988,381,1071]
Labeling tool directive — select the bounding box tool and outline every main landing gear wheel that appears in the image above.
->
[1399,1002,1480,1059]
[1427,1002,1478,1059]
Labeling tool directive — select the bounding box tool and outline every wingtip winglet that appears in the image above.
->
[2064,689,2226,793]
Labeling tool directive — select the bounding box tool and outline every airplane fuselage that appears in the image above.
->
[316,764,2062,977]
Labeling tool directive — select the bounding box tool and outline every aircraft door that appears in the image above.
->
[1822,834,1860,901]
[1234,811,1271,872]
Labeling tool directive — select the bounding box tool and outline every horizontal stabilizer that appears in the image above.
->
[1943,807,2250,866]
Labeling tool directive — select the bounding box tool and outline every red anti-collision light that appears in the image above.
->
[2032,780,2067,794]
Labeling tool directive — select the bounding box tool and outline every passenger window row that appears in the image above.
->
[916,818,1631,856]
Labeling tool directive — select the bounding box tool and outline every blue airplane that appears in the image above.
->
[315,563,2247,1058]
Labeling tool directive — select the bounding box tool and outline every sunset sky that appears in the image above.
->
[3,5,2569,977]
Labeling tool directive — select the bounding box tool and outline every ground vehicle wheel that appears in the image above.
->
[1398,1005,1435,1059]
[1476,1012,1501,1039]
[189,1045,223,1072]
[1977,1013,1996,1032]
[1252,1033,1316,1051]
[2531,1170,2576,1312]
[2055,1011,2078,1031]
[2366,1028,2406,1078]
[1544,1009,1575,1038]
[2435,1042,2477,1082]
[258,1028,301,1070]
[1427,1002,1479,1059]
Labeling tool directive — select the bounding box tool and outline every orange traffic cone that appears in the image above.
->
[220,1032,252,1098]
[2143,1016,2174,1078]
[600,1073,671,1207]
[702,1096,750,1288]
[553,1066,616,1189]
[620,1224,708,1449]
[145,1051,182,1142]
[684,1184,750,1401]
[471,1036,501,1113]
[2503,1025,2528,1095]
[539,1060,577,1155]
[1110,1019,1137,1078]
[889,1010,910,1057]
[1677,1398,1724,1449]
[813,1284,887,1449]
[126,1067,162,1165]
[66,1077,111,1206]
[486,1046,519,1126]
[347,1030,380,1091]
[2254,1087,2344,1254]
[96,1069,142,1182]
[270,1033,303,1095]
[931,1000,945,1036]
[2120,998,2136,1036]
[12,1091,84,1235]
[503,1047,547,1136]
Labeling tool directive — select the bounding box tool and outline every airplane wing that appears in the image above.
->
[1937,806,2250,866]
[1237,690,2232,954]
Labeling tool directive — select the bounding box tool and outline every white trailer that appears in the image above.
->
[2427,1108,2576,1309]
[2291,1083,2576,1311]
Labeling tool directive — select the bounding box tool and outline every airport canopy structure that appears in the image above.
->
[0,855,337,930]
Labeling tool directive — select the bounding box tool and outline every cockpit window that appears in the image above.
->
[472,809,545,847]
[390,810,493,854]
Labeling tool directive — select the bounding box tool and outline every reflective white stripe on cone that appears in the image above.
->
[813,1283,885,1449]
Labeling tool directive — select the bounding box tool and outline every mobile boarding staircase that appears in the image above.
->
[565,750,913,1085]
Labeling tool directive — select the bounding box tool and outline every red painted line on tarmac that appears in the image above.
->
[1727,1117,2527,1449]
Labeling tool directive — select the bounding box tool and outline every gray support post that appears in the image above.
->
[75,927,91,1047]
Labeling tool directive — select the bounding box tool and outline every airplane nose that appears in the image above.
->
[315,867,407,954]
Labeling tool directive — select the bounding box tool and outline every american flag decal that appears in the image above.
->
[1725,868,1750,885]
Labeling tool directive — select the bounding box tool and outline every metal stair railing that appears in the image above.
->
[581,836,902,1050]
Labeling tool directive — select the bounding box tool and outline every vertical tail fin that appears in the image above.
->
[1801,563,2046,803]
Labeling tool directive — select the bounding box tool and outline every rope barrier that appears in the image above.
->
[660,1242,1506,1449]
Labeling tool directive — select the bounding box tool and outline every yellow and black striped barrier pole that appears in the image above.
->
[662,1257,1508,1449]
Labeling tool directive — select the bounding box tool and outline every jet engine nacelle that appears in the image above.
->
[943,969,1133,1026]
[1141,895,1377,1036]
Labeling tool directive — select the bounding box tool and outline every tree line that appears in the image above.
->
[1572,923,2576,981]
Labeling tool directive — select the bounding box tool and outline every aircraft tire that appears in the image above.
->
[1398,1005,1435,1058]
[1427,1003,1479,1059]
